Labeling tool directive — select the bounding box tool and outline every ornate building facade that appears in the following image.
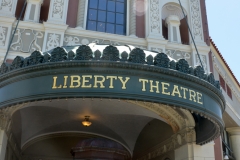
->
[0,0,238,160]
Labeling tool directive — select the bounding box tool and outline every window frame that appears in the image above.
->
[84,0,129,36]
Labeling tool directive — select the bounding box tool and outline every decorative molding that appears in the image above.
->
[47,0,69,24]
[64,36,81,46]
[46,33,60,51]
[76,0,86,29]
[149,0,161,35]
[0,0,17,17]
[189,0,204,42]
[129,0,136,36]
[0,26,7,46]
[195,54,207,73]
[166,49,191,65]
[162,3,186,20]
[10,29,44,52]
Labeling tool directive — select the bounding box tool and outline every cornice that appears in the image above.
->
[226,127,240,135]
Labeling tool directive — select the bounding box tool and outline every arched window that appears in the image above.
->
[86,0,127,35]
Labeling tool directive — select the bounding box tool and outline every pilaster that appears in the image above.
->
[145,0,164,40]
[0,0,18,17]
[226,127,240,160]
[76,0,87,29]
[24,0,43,23]
[47,0,69,24]
[42,22,68,52]
[129,0,137,37]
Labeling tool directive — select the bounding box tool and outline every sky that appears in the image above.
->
[205,0,240,83]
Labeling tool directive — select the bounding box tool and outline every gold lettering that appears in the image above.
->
[52,76,62,89]
[180,87,188,99]
[82,75,92,88]
[107,76,117,88]
[93,75,105,88]
[197,92,203,104]
[118,77,130,89]
[70,76,81,88]
[150,80,160,93]
[189,89,197,102]
[161,82,170,95]
[171,85,182,98]
[139,79,149,91]
[63,76,68,88]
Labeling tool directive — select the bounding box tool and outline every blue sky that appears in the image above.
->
[206,0,240,83]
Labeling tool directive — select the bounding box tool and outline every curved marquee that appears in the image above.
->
[0,45,225,144]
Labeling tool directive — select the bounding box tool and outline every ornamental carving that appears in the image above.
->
[10,29,43,52]
[47,33,60,51]
[50,47,67,62]
[190,0,203,41]
[10,56,24,70]
[196,54,207,72]
[129,48,145,64]
[0,26,6,46]
[169,60,176,70]
[43,53,51,63]
[121,51,128,61]
[52,0,64,19]
[0,0,13,12]
[166,50,191,65]
[150,0,160,34]
[75,45,93,60]
[68,51,75,60]
[0,63,9,74]
[94,50,101,60]
[29,51,44,66]
[64,36,80,46]
[194,65,205,79]
[154,53,170,68]
[176,59,189,73]
[147,55,153,65]
[102,45,120,61]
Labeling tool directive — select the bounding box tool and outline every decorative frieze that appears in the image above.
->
[150,0,161,34]
[10,29,44,52]
[166,49,191,65]
[0,0,17,17]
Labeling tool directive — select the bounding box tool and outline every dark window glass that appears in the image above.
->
[88,9,97,20]
[89,0,98,9]
[98,11,106,22]
[107,1,115,12]
[97,22,106,32]
[87,21,97,31]
[98,0,107,10]
[106,23,115,33]
[86,0,126,35]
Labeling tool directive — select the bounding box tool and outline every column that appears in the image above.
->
[76,0,87,29]
[165,15,181,43]
[145,0,164,40]
[0,130,7,160]
[227,127,240,160]
[129,0,137,37]
[0,0,18,17]
[175,142,215,160]
[23,0,43,23]
[47,0,69,24]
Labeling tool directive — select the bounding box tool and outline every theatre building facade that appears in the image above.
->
[0,0,238,160]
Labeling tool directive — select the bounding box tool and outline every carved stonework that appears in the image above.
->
[75,45,93,60]
[50,47,67,62]
[176,59,189,73]
[64,36,80,46]
[189,0,203,41]
[154,53,170,68]
[150,0,160,34]
[76,0,86,28]
[0,0,17,16]
[11,56,24,70]
[129,0,136,36]
[10,29,44,52]
[46,33,60,51]
[52,0,64,19]
[129,48,146,64]
[102,45,120,61]
[29,51,44,65]
[0,26,7,46]
[166,50,191,65]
